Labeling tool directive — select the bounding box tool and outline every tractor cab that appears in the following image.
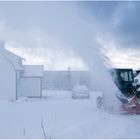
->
[97,68,140,114]
[111,68,135,98]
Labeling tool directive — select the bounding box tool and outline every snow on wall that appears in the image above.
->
[0,53,16,100]
[19,78,42,97]
[23,65,44,77]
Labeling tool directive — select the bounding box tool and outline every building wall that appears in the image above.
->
[16,70,23,97]
[0,53,16,100]
[19,77,42,97]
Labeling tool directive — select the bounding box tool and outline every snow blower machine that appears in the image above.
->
[96,68,140,114]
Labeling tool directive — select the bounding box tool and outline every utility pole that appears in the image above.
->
[67,67,71,90]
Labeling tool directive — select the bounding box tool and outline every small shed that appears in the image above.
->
[19,65,44,98]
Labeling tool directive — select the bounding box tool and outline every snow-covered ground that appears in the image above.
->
[0,90,140,139]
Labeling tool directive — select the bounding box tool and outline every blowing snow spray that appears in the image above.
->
[84,45,122,113]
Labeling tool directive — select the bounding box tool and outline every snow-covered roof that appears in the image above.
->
[23,65,44,77]
[0,41,23,70]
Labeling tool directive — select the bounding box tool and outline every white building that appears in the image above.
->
[0,41,44,100]
[0,41,23,100]
[19,65,44,98]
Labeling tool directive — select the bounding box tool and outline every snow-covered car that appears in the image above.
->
[72,85,90,99]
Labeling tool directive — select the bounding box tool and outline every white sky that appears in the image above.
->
[0,1,140,70]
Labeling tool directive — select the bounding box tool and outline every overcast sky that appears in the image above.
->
[0,1,140,70]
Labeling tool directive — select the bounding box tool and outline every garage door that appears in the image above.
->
[19,78,42,97]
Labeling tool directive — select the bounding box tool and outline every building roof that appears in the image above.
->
[23,65,44,77]
[0,41,23,70]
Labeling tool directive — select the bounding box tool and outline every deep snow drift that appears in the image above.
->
[0,90,140,139]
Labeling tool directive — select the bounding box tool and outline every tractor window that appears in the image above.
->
[119,70,133,82]
[120,72,129,81]
[128,71,133,81]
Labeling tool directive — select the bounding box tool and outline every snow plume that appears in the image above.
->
[41,2,122,111]
[0,1,121,110]
[71,39,122,112]
[53,3,125,111]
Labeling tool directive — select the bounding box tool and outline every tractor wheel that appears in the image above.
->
[96,96,103,109]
